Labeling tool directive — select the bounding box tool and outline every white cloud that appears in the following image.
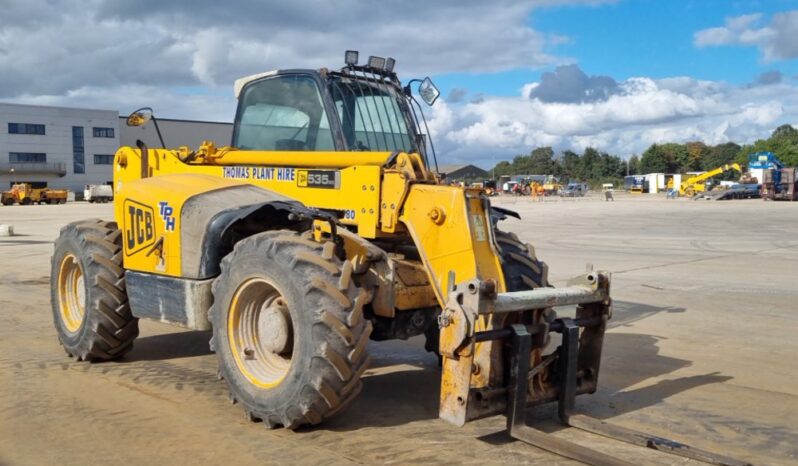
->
[693,13,764,47]
[528,64,618,103]
[431,70,798,165]
[694,11,798,61]
[0,0,619,100]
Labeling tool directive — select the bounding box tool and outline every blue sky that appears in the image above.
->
[434,0,798,98]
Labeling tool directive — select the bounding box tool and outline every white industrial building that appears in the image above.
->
[0,103,232,194]
[0,103,120,193]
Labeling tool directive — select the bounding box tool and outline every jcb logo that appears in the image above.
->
[124,200,155,255]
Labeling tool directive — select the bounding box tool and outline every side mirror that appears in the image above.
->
[418,77,440,106]
[126,107,154,127]
[125,107,166,148]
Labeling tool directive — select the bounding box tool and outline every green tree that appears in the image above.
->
[488,123,798,185]
[640,143,691,173]
[640,144,668,173]
[703,142,740,170]
[560,150,581,180]
[661,143,689,173]
[528,147,560,175]
[510,154,533,174]
[772,124,798,140]
[684,142,709,171]
[603,152,625,178]
[579,147,602,180]
[493,160,513,177]
[737,124,798,167]
[767,124,798,166]
[627,155,640,175]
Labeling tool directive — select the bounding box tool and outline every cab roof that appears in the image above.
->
[233,70,278,99]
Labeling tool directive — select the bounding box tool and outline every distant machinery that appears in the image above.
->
[624,175,646,194]
[748,152,782,176]
[679,163,742,197]
[748,152,797,201]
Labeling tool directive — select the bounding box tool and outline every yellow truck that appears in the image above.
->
[1,183,67,205]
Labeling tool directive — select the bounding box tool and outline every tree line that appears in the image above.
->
[490,124,798,185]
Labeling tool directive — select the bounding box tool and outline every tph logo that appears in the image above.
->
[158,201,176,231]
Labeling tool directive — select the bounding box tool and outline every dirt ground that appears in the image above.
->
[1,194,796,465]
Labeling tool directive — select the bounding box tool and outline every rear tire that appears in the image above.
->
[51,219,139,361]
[210,230,372,429]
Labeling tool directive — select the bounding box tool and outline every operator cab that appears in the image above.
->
[232,51,440,169]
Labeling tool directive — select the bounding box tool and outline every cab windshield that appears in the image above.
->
[329,77,417,153]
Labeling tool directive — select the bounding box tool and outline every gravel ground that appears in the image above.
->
[1,194,796,465]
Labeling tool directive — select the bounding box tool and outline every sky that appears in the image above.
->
[1,0,798,167]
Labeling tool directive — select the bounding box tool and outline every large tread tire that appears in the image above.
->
[494,229,549,291]
[50,219,139,361]
[210,230,372,429]
[494,229,553,387]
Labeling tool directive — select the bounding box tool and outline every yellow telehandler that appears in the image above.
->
[50,52,745,466]
[679,163,743,197]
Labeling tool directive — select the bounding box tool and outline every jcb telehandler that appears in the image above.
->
[51,52,745,466]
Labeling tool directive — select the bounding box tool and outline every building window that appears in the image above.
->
[94,154,114,165]
[93,127,115,138]
[8,123,45,135]
[9,152,47,163]
[72,126,85,174]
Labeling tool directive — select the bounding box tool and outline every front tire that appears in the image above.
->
[210,230,372,429]
[494,229,548,291]
[50,219,139,361]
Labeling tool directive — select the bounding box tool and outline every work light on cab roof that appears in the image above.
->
[342,50,439,106]
[344,50,395,73]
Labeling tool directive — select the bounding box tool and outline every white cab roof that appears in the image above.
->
[234,70,278,99]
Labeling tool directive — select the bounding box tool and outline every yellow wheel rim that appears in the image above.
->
[58,254,86,333]
[228,277,293,389]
